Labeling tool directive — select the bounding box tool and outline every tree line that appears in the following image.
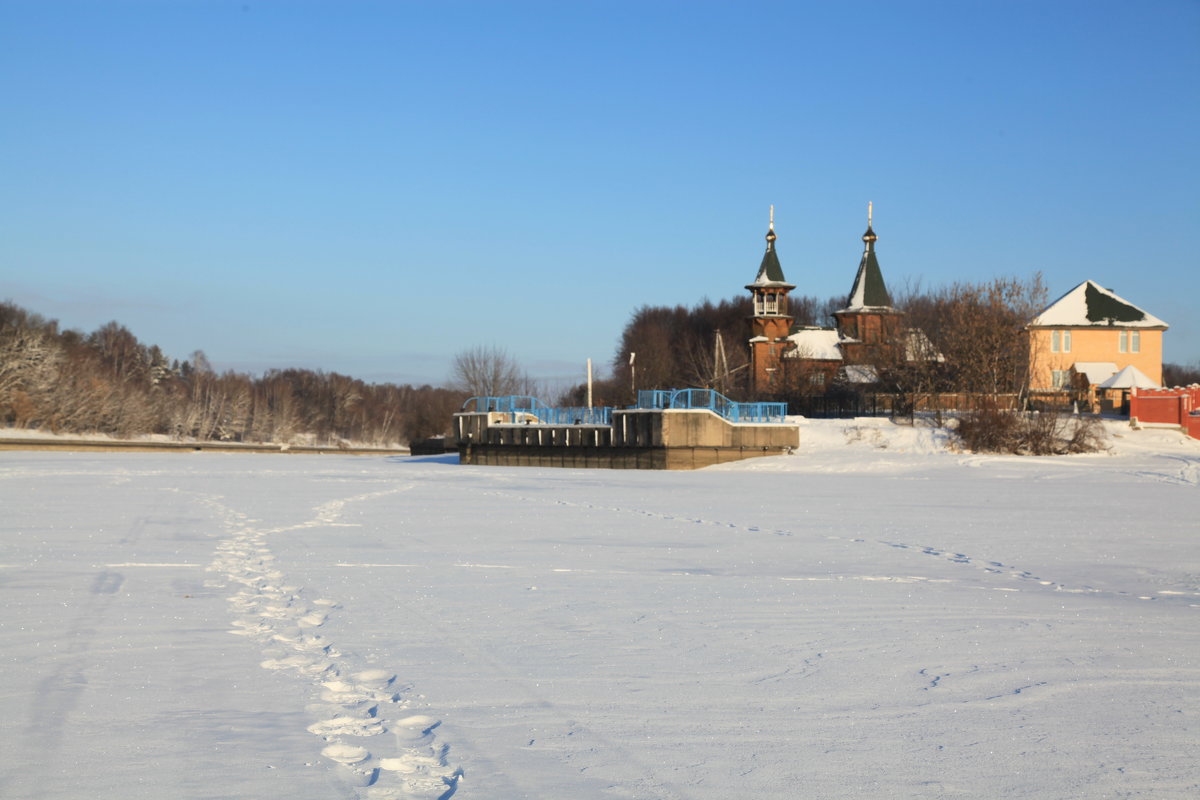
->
[6,285,1197,446]
[560,279,1048,407]
[557,293,846,407]
[572,274,1199,410]
[0,301,464,446]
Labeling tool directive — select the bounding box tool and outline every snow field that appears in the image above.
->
[1,419,1198,798]
[204,486,461,798]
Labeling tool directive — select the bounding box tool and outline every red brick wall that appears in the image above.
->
[1130,387,1200,438]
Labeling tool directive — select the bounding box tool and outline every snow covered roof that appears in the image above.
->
[1030,280,1167,328]
[784,327,843,360]
[1072,362,1119,385]
[1097,365,1159,389]
[839,364,878,383]
[905,329,944,362]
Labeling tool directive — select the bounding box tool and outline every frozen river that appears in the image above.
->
[2,419,1198,799]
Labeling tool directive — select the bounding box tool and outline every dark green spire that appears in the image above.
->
[747,206,794,288]
[843,203,892,309]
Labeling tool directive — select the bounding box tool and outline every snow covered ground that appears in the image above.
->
[1,419,1197,799]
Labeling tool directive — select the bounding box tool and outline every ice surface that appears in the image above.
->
[1,419,1198,798]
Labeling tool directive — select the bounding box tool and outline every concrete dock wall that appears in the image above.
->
[454,408,799,470]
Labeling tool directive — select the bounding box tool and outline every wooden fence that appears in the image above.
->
[787,392,1023,419]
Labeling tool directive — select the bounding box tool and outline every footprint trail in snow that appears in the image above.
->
[204,488,460,799]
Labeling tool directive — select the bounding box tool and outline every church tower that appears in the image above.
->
[746,206,795,394]
[833,203,903,364]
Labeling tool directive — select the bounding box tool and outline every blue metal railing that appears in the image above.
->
[540,406,613,425]
[462,389,787,426]
[461,395,548,418]
[636,389,788,423]
[461,396,611,425]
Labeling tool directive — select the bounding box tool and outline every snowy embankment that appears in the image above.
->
[0,425,407,453]
[1,419,1197,799]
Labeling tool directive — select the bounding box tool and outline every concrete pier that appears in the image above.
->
[454,407,798,470]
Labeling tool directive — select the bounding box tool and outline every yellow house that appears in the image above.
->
[1028,280,1168,390]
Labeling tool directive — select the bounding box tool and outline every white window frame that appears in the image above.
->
[1051,369,1071,389]
[1130,330,1140,353]
[1119,330,1127,353]
[1051,330,1071,353]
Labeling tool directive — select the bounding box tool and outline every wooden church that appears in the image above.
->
[747,205,914,396]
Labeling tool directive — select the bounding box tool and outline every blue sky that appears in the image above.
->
[2,0,1198,388]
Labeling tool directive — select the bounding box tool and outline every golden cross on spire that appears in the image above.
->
[868,200,873,228]
[769,204,775,231]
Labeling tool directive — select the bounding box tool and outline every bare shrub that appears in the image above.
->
[1021,410,1061,455]
[1060,414,1108,454]
[955,402,1019,453]
[955,404,1107,455]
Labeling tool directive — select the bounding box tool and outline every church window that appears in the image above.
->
[765,293,777,314]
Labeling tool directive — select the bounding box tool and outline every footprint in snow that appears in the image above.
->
[322,743,378,788]
[208,494,459,796]
[308,715,387,738]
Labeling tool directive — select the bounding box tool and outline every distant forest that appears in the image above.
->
[0,301,463,446]
[4,291,1198,447]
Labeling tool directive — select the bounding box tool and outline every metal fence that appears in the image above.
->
[461,395,547,415]
[786,392,1024,419]
[536,406,614,426]
[461,396,611,425]
[636,389,788,423]
[462,389,789,426]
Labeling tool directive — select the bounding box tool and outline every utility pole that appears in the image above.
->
[714,331,728,393]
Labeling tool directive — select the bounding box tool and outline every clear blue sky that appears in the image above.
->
[3,0,1197,389]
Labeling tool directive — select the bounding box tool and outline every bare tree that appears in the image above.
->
[0,298,501,447]
[451,345,527,397]
[899,274,1047,399]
